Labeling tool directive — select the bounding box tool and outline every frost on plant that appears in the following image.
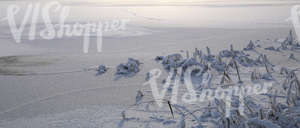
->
[115,58,141,79]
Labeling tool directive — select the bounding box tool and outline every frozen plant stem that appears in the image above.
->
[259,109,264,120]
[121,111,126,120]
[206,46,211,55]
[221,70,232,84]
[265,62,270,74]
[294,74,300,99]
[167,101,175,119]
[233,59,242,83]
[186,50,190,59]
[226,117,230,128]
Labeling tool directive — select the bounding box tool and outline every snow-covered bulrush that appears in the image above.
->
[219,49,234,58]
[115,58,141,79]
[250,68,273,82]
[205,93,291,128]
[161,54,184,72]
[143,65,213,107]
[264,46,280,52]
[205,46,215,61]
[247,118,281,128]
[282,70,296,90]
[264,55,274,67]
[287,30,295,45]
[160,53,207,83]
[211,56,227,72]
[155,56,164,62]
[96,65,108,76]
[180,58,204,83]
[259,55,276,81]
[279,30,300,51]
[254,54,274,68]
[135,90,144,105]
[280,41,289,50]
[201,83,273,118]
[261,73,274,81]
[284,71,300,103]
[176,116,185,128]
[235,55,256,67]
[230,44,249,57]
[121,39,300,127]
[244,40,256,51]
[254,54,265,66]
[251,69,262,82]
[219,44,248,58]
[220,69,232,85]
[280,67,290,76]
[289,53,297,60]
[228,58,243,83]
[210,98,248,128]
[144,67,201,107]
[193,48,202,59]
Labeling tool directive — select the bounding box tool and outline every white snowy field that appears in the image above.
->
[0,0,300,128]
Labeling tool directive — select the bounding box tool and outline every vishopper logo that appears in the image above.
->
[288,5,300,41]
[144,66,273,117]
[1,1,130,53]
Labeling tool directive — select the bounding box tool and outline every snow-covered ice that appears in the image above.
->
[0,0,300,128]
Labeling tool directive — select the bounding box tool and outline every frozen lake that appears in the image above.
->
[0,1,299,128]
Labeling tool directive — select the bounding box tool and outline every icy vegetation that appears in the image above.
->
[96,65,109,76]
[115,58,142,79]
[116,30,300,128]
